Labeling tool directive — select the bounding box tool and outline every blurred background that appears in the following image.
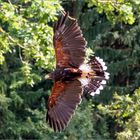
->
[0,0,140,139]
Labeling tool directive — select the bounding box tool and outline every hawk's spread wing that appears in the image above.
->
[46,13,110,132]
[47,80,83,131]
[53,12,87,68]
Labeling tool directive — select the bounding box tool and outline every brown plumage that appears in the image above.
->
[46,12,109,132]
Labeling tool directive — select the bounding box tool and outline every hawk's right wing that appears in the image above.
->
[53,12,87,68]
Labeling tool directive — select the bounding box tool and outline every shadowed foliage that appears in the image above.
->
[0,0,140,139]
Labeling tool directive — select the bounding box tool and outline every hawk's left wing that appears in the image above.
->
[47,80,83,132]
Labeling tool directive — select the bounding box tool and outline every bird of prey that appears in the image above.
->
[46,12,109,132]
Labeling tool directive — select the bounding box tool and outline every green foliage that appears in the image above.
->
[0,0,62,139]
[64,0,140,139]
[85,0,140,24]
[0,0,60,72]
[98,88,140,140]
[70,0,140,103]
[1,0,140,139]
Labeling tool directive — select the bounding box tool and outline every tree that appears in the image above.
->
[1,0,140,139]
[98,88,140,140]
[0,0,62,139]
[62,0,140,139]
[83,0,140,102]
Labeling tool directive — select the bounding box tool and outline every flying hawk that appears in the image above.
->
[46,12,109,132]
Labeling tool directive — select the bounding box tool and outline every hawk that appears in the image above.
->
[46,12,109,132]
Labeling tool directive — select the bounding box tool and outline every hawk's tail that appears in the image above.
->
[78,56,109,96]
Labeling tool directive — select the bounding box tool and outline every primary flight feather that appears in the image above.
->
[46,12,109,132]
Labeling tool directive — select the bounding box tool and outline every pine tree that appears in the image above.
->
[0,0,61,139]
[1,0,140,139]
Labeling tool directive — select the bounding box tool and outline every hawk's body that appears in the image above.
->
[50,67,82,82]
[46,12,109,132]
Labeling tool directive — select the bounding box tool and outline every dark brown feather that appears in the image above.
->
[53,13,87,68]
[46,13,109,132]
[47,80,83,132]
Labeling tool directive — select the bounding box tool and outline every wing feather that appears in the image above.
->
[53,13,87,68]
[47,80,83,131]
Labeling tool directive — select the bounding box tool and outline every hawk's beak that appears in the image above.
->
[45,73,52,79]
